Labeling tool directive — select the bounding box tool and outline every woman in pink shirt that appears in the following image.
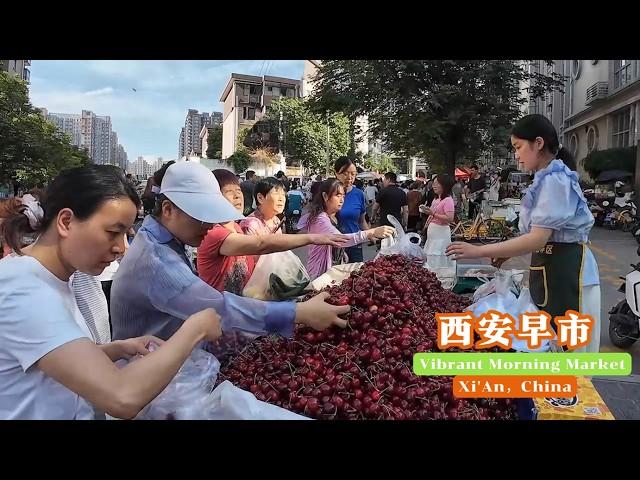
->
[297,178,395,280]
[421,174,456,256]
[240,177,286,236]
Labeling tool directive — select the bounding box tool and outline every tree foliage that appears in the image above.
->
[308,60,565,174]
[205,125,223,159]
[0,70,91,193]
[583,145,636,180]
[248,97,352,175]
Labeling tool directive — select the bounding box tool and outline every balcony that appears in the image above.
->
[585,82,608,106]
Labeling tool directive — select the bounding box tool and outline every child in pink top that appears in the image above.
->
[297,178,395,280]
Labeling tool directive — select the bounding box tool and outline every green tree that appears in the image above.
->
[0,70,90,194]
[363,152,396,173]
[205,125,223,159]
[309,60,565,175]
[226,149,252,173]
[263,97,352,175]
[583,145,636,180]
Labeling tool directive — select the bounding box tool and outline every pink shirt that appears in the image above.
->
[240,210,283,236]
[429,196,455,226]
[297,212,368,280]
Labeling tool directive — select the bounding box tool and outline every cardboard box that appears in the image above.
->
[533,376,615,420]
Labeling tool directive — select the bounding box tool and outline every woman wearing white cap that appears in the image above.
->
[110,162,350,345]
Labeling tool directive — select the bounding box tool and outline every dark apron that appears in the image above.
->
[529,242,585,329]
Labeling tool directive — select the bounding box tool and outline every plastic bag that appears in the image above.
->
[243,250,310,300]
[204,381,310,420]
[310,262,364,291]
[472,278,497,303]
[133,346,221,420]
[506,206,518,222]
[376,215,425,261]
[111,346,308,420]
[468,283,550,353]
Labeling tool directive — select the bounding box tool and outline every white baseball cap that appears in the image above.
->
[160,161,244,224]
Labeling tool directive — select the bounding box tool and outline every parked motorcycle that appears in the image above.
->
[589,200,605,227]
[608,246,640,348]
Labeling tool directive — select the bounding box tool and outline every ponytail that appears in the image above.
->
[556,146,576,171]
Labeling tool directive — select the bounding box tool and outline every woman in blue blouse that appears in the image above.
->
[334,157,368,263]
[447,114,600,353]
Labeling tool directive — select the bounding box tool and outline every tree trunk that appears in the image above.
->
[348,116,356,157]
[12,180,19,197]
[445,149,457,177]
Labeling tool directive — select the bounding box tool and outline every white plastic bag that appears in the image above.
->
[243,250,310,300]
[310,262,364,291]
[510,287,550,352]
[134,346,221,420]
[472,278,497,303]
[205,381,310,420]
[468,283,549,353]
[376,215,425,261]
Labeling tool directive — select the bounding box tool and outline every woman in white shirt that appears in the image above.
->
[0,165,222,420]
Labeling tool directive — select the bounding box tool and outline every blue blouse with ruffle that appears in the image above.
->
[518,159,599,286]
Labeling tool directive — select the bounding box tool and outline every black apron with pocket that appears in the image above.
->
[529,242,585,330]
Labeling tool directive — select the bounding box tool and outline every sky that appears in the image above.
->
[29,60,305,163]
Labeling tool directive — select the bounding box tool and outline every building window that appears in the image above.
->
[572,60,581,80]
[592,60,598,65]
[249,84,259,95]
[611,107,631,148]
[569,133,578,157]
[586,125,598,153]
[613,60,632,89]
[243,107,256,120]
[280,87,288,96]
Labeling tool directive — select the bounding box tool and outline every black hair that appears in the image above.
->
[213,168,240,189]
[410,181,422,190]
[153,160,176,186]
[512,114,576,171]
[334,156,355,174]
[416,170,427,179]
[1,165,140,255]
[275,171,285,178]
[306,178,344,227]
[384,172,397,183]
[152,193,169,217]
[435,174,455,199]
[246,170,256,179]
[470,164,479,170]
[254,177,285,205]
